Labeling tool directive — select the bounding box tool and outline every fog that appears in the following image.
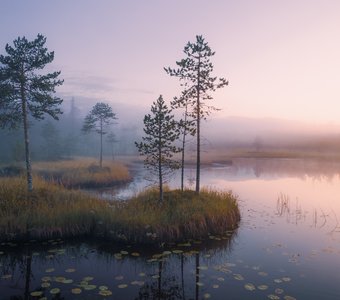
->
[1,95,340,164]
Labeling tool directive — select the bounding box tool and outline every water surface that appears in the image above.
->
[1,158,340,299]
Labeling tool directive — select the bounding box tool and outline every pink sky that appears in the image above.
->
[1,0,340,126]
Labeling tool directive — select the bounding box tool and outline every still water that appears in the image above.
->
[1,158,340,299]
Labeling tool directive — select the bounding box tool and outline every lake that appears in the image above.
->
[1,158,340,299]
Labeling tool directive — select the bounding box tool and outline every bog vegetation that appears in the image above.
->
[0,177,240,243]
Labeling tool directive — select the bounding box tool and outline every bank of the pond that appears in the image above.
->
[0,177,240,244]
[0,158,132,188]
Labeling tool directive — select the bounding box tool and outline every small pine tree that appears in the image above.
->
[82,102,117,167]
[0,34,63,191]
[135,95,180,202]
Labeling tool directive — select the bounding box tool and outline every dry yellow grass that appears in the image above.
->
[33,158,131,187]
[0,177,240,244]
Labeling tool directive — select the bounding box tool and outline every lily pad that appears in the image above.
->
[30,291,43,297]
[118,284,128,288]
[83,276,94,281]
[196,282,204,286]
[115,275,124,280]
[83,284,97,290]
[244,283,256,291]
[172,249,183,254]
[99,285,109,291]
[131,252,140,257]
[41,282,51,288]
[50,288,60,295]
[204,293,211,299]
[45,268,55,273]
[257,284,269,290]
[99,290,112,296]
[233,274,244,281]
[268,295,280,300]
[65,268,76,273]
[71,288,82,294]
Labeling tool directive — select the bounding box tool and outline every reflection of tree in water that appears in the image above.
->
[0,233,237,300]
[135,254,203,300]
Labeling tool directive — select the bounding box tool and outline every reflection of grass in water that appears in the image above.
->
[0,177,240,243]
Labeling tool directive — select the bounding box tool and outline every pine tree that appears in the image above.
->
[82,102,117,167]
[0,34,63,191]
[165,35,228,193]
[135,95,180,202]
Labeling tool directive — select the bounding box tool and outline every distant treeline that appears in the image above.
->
[0,99,139,163]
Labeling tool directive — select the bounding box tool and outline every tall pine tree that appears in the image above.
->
[165,35,228,193]
[0,34,63,191]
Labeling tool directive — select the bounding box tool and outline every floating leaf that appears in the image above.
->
[65,268,76,273]
[131,252,140,257]
[284,296,297,300]
[71,288,82,294]
[50,288,60,295]
[139,272,146,277]
[118,284,128,288]
[274,279,283,283]
[233,274,244,281]
[152,275,160,279]
[83,284,97,290]
[198,266,208,270]
[62,279,73,284]
[30,291,43,297]
[1,274,12,279]
[196,282,204,286]
[244,283,256,291]
[99,285,109,291]
[282,277,291,282]
[55,276,66,283]
[83,276,94,281]
[275,288,284,294]
[41,282,50,288]
[204,293,211,299]
[217,277,225,282]
[172,250,183,254]
[45,268,55,273]
[99,290,112,296]
[257,285,269,290]
[41,276,51,282]
[162,251,172,256]
[120,250,128,255]
[0,251,4,255]
[258,272,268,276]
[212,284,219,288]
[268,295,280,299]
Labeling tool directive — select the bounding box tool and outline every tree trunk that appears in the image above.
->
[181,104,188,192]
[158,119,163,202]
[21,82,33,192]
[100,119,103,168]
[195,56,201,193]
[159,144,163,202]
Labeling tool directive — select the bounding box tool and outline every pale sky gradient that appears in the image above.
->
[1,0,340,126]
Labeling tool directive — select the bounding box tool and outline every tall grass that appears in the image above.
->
[0,177,240,244]
[104,188,240,243]
[32,158,131,187]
